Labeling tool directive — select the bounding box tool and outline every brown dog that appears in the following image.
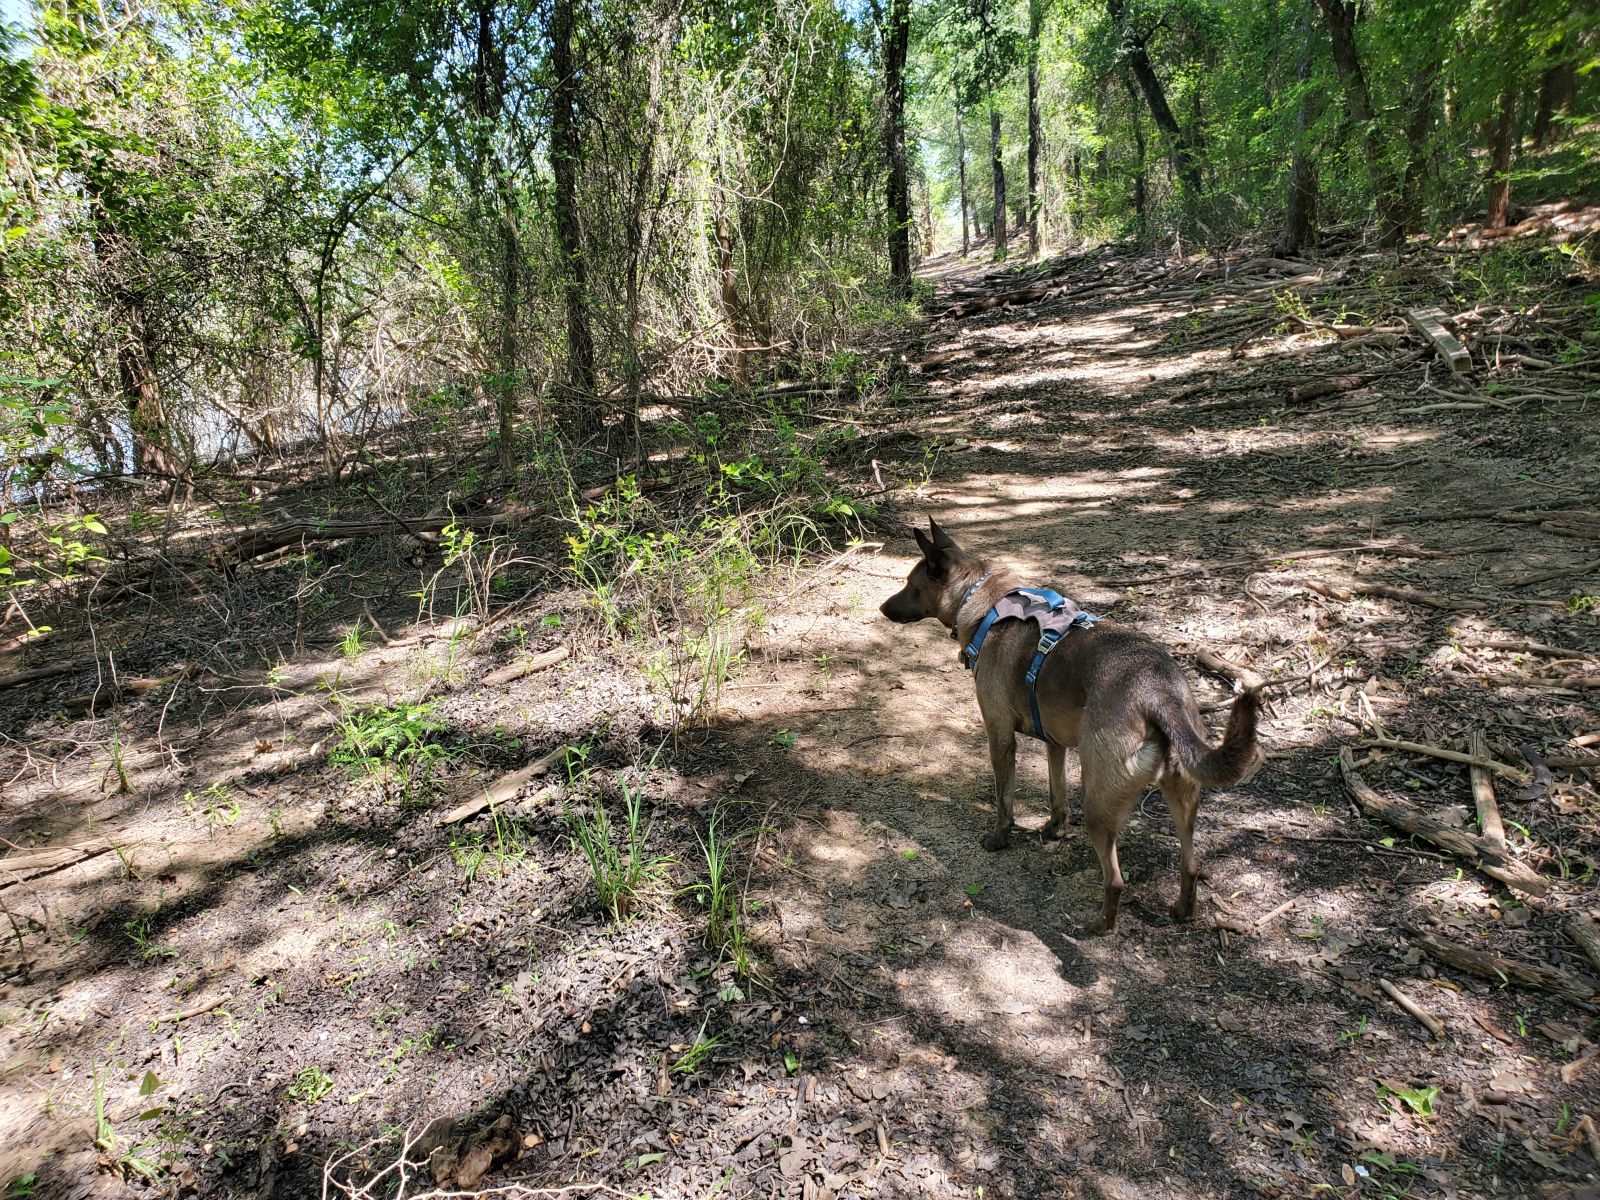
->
[879,517,1262,934]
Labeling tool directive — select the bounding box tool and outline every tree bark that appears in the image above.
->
[474,0,520,474]
[885,0,912,294]
[551,0,596,416]
[1486,87,1516,228]
[1121,71,1146,239]
[989,104,1007,258]
[1108,0,1201,207]
[1026,0,1043,255]
[1314,0,1404,245]
[1279,1,1318,255]
[1532,58,1576,146]
[956,99,970,257]
[1397,54,1439,236]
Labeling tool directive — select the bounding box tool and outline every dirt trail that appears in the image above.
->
[2,245,1597,1200]
[721,248,1600,1198]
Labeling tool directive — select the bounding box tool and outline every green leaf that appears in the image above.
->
[771,730,796,749]
[964,883,982,897]
[783,1051,800,1074]
[138,1070,162,1096]
[636,1151,665,1166]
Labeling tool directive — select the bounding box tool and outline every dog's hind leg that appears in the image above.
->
[1042,741,1070,840]
[1162,775,1202,922]
[982,728,1018,851]
[1083,804,1127,935]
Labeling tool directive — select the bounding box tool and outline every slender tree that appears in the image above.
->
[885,0,912,294]
[551,0,596,414]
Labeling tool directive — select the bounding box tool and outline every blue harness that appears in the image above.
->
[953,578,1100,743]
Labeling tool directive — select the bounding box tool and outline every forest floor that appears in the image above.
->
[4,226,1600,1200]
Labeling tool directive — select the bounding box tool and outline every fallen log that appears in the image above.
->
[214,506,534,567]
[480,645,570,688]
[0,840,116,887]
[0,663,77,690]
[1568,913,1600,978]
[1339,748,1547,897]
[437,743,568,825]
[1409,928,1596,1007]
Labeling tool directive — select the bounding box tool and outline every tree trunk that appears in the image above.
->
[116,297,173,477]
[989,104,1006,259]
[1314,0,1404,245]
[885,0,912,294]
[474,0,520,474]
[1486,87,1516,228]
[551,0,596,418]
[1108,0,1201,208]
[1121,72,1147,240]
[956,100,970,257]
[1397,55,1439,236]
[1531,58,1575,147]
[1280,1,1318,255]
[1026,0,1043,255]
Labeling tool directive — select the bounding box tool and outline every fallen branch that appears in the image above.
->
[1502,557,1600,589]
[155,993,232,1024]
[1307,579,1484,611]
[1449,635,1596,660]
[1213,895,1296,936]
[1409,928,1596,1007]
[1469,731,1506,855]
[1192,648,1263,692]
[1362,736,1528,782]
[1339,748,1546,897]
[61,664,201,716]
[1377,977,1445,1039]
[437,744,567,826]
[480,645,570,688]
[214,506,534,567]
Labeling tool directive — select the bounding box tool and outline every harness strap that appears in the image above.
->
[961,585,1100,744]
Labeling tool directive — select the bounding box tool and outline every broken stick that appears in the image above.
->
[1468,731,1506,854]
[1377,977,1445,1039]
[480,645,570,688]
[1339,748,1547,897]
[437,744,568,825]
[1409,928,1596,1007]
[1404,307,1472,374]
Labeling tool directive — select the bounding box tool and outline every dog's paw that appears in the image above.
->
[981,828,1011,852]
[1085,915,1116,937]
[1168,902,1194,923]
[1041,818,1069,841]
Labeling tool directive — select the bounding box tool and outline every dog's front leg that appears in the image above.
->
[1042,741,1070,840]
[983,728,1017,851]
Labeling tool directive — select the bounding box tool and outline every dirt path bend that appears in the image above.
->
[723,249,1600,1199]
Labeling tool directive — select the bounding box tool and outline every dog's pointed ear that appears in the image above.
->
[913,526,937,561]
[928,516,959,553]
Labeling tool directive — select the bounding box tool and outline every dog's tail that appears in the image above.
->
[1156,690,1263,789]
